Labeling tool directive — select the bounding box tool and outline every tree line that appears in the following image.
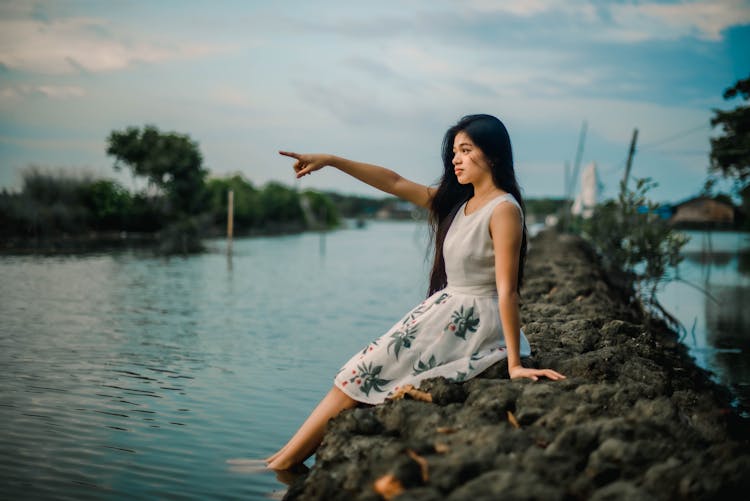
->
[0,125,343,252]
[0,169,339,236]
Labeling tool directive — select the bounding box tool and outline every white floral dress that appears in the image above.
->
[334,193,531,404]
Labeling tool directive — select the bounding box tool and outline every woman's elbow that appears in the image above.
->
[497,289,519,305]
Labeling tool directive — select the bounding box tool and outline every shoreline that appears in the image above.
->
[0,218,412,255]
[0,225,317,255]
[284,230,749,500]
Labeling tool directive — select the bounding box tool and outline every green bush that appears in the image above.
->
[302,190,340,228]
[0,169,169,237]
[583,178,689,321]
[205,175,341,232]
[79,179,132,230]
[22,167,84,206]
[323,192,392,218]
[0,168,95,236]
[206,175,262,228]
[2,166,342,244]
[258,182,304,225]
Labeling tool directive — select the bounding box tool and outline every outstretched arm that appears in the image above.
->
[490,202,566,382]
[279,151,435,209]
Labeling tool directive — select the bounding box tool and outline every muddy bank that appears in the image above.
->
[285,230,749,500]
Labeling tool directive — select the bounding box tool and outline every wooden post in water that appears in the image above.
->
[227,190,234,256]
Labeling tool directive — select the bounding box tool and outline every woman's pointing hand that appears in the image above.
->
[279,151,330,179]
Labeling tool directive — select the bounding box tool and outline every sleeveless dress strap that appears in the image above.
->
[483,193,524,225]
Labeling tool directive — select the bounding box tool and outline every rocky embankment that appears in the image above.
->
[285,231,749,500]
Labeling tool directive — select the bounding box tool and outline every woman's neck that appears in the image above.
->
[471,178,502,200]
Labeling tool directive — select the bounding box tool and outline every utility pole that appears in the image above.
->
[227,190,234,256]
[561,121,587,231]
[621,128,639,191]
[567,121,588,200]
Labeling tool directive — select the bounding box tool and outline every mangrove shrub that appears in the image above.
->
[583,178,688,323]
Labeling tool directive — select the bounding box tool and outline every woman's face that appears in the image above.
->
[451,131,492,185]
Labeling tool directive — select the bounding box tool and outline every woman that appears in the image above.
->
[250,114,565,472]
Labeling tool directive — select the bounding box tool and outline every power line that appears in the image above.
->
[644,148,709,157]
[639,122,711,150]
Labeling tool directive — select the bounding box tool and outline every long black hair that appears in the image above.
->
[427,114,528,296]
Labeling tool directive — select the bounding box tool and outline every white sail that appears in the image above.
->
[571,162,599,219]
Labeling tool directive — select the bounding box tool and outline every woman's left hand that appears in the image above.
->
[509,366,566,381]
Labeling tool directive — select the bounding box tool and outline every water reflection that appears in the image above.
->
[0,221,430,500]
[660,231,750,415]
[740,250,750,276]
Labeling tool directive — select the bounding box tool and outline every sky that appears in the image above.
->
[0,0,749,203]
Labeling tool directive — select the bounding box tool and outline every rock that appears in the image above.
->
[418,377,467,405]
[446,469,566,501]
[590,481,653,501]
[642,457,682,498]
[284,230,750,501]
[332,407,384,436]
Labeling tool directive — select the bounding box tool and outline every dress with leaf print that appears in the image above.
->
[334,193,531,404]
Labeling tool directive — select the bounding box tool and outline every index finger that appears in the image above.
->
[542,369,566,379]
[279,150,300,159]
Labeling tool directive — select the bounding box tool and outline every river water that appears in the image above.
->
[657,230,750,414]
[1,223,747,499]
[0,221,431,500]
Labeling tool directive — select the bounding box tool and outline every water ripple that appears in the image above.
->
[0,222,428,499]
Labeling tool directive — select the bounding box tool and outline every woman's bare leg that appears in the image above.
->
[266,386,358,470]
[265,443,292,463]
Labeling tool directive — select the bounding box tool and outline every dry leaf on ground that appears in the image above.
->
[387,384,433,402]
[373,473,404,500]
[507,410,521,429]
[436,426,458,434]
[406,449,429,482]
[434,442,450,454]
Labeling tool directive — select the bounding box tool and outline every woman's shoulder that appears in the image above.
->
[489,193,521,212]
[489,194,523,224]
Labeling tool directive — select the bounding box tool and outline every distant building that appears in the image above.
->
[376,201,419,220]
[669,196,735,227]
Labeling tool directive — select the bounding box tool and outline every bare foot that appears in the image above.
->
[265,446,287,463]
[267,456,312,471]
[226,458,270,474]
[266,458,291,471]
[274,463,309,485]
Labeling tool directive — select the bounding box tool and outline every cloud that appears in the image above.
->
[211,85,255,109]
[464,0,597,20]
[611,0,750,42]
[0,84,85,100]
[294,80,389,125]
[36,85,85,98]
[472,0,750,43]
[0,16,230,74]
[301,1,749,46]
[0,135,103,152]
[343,56,403,82]
[463,0,750,42]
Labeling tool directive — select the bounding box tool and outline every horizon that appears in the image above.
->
[1,1,749,204]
